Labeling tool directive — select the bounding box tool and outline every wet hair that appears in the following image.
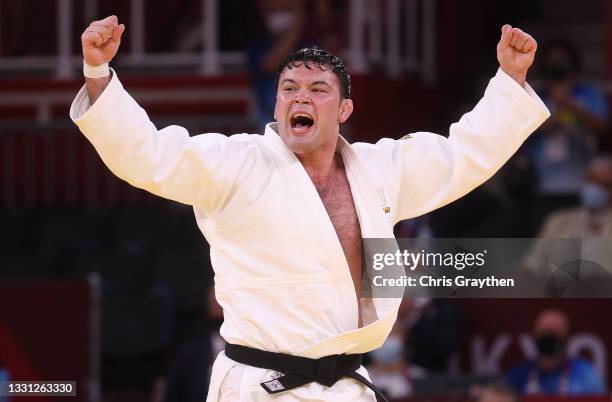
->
[275,47,351,99]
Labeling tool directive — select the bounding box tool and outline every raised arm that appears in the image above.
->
[359,25,550,223]
[70,16,256,211]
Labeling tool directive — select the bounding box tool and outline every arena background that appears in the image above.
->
[0,1,611,401]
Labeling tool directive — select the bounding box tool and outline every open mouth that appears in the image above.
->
[290,113,315,132]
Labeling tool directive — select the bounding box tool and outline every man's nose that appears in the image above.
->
[293,91,311,104]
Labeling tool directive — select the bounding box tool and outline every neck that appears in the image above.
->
[299,152,340,185]
[296,138,340,183]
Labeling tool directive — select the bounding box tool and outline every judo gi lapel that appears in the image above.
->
[262,123,392,240]
[336,136,394,239]
[262,123,358,321]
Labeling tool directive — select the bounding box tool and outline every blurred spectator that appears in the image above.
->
[246,0,340,130]
[0,363,9,402]
[507,309,606,395]
[467,152,540,237]
[165,286,224,402]
[525,38,608,220]
[523,156,612,273]
[474,381,520,402]
[247,0,306,129]
[367,301,414,400]
[537,156,612,236]
[429,185,501,237]
[302,0,342,54]
[406,300,464,373]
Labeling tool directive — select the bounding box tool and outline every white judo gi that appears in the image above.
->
[70,68,549,401]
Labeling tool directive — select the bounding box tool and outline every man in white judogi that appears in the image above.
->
[71,16,549,401]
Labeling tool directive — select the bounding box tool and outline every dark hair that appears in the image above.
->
[540,37,582,75]
[275,47,351,99]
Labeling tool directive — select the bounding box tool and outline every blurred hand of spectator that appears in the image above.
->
[547,81,606,134]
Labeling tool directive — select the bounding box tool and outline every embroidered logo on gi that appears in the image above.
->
[262,379,285,392]
[400,134,413,140]
[377,187,391,214]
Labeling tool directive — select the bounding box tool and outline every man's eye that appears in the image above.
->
[312,88,324,93]
[283,87,295,91]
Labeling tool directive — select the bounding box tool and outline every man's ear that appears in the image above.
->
[338,99,354,124]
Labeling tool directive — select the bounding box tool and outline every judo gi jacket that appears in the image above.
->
[71,68,549,401]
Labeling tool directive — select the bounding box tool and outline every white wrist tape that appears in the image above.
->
[83,61,110,78]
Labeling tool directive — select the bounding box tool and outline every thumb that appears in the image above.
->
[111,24,125,43]
[498,24,512,49]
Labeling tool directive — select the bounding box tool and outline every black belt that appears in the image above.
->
[225,343,388,401]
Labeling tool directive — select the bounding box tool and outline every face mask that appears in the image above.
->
[544,63,572,81]
[581,182,609,210]
[536,334,566,357]
[266,11,294,35]
[371,334,403,364]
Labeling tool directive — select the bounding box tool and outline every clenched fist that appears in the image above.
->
[81,15,125,66]
[497,24,537,87]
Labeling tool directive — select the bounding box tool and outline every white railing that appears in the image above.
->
[0,0,436,82]
[348,0,436,84]
[0,0,229,78]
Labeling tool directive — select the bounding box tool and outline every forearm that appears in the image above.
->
[85,75,112,105]
[501,67,526,89]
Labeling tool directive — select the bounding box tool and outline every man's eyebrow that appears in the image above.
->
[279,79,297,86]
[279,79,332,88]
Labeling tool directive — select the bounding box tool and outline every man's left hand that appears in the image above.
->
[497,24,537,87]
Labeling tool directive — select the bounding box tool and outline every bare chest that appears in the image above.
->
[314,169,362,293]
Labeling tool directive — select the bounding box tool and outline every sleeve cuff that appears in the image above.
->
[494,67,551,121]
[69,68,121,126]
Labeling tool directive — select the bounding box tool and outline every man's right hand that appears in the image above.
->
[81,15,125,66]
